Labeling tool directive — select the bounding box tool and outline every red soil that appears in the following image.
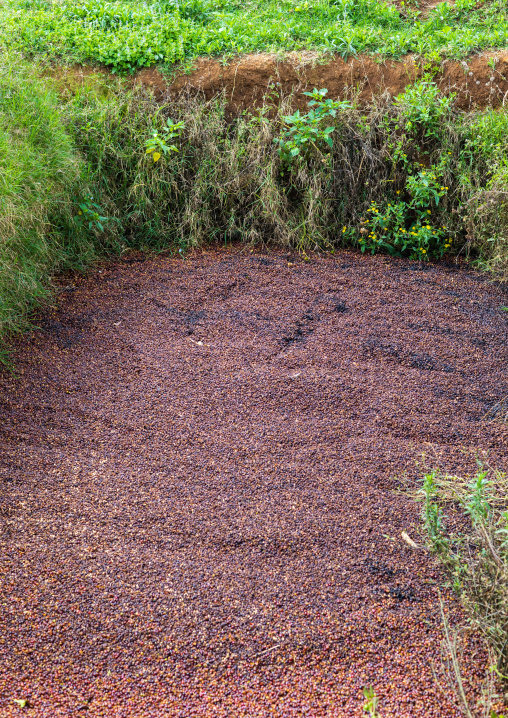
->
[137,51,508,111]
[51,51,508,112]
[0,247,507,717]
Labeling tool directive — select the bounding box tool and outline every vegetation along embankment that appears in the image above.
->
[0,0,507,353]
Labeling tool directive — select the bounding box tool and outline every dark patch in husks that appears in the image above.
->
[281,311,316,346]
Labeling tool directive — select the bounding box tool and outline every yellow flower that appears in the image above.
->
[396,190,400,194]
[421,248,426,253]
[342,226,347,233]
[427,210,431,214]
[426,225,431,229]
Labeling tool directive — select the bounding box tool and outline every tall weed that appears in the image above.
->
[421,466,508,681]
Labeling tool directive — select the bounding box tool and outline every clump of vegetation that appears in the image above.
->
[1,54,508,358]
[63,76,508,265]
[0,59,81,343]
[0,55,122,359]
[274,88,351,163]
[1,0,507,72]
[463,109,508,281]
[421,465,508,682]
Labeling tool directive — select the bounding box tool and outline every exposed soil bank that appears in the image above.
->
[0,248,507,716]
[134,51,508,110]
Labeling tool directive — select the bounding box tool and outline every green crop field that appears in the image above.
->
[1,0,508,73]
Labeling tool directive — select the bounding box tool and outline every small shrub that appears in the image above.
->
[145,117,185,162]
[359,166,451,260]
[395,80,455,141]
[274,89,350,163]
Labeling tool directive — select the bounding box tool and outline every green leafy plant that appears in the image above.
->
[363,686,380,717]
[359,169,450,259]
[75,194,109,231]
[395,81,455,140]
[145,117,185,162]
[274,88,350,163]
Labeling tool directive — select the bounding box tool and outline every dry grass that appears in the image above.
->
[421,465,508,682]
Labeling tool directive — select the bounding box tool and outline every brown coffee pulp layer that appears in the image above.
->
[0,248,507,717]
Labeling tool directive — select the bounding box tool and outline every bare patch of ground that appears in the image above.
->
[146,51,508,111]
[45,51,508,112]
[0,248,507,716]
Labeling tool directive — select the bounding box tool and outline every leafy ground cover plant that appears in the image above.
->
[145,117,185,162]
[360,166,451,259]
[1,0,507,72]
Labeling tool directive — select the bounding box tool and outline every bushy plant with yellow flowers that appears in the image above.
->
[359,167,452,260]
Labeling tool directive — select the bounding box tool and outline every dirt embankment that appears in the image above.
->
[133,51,508,111]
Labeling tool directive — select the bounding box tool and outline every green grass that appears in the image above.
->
[0,57,78,343]
[1,0,507,73]
[0,56,121,357]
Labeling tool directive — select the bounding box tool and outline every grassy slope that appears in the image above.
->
[1,0,507,73]
[0,59,79,345]
[0,57,123,356]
